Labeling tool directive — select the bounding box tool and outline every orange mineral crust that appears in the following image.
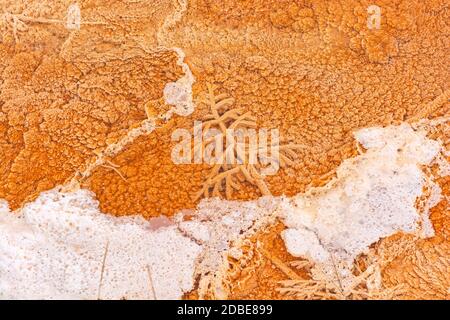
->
[0,0,183,209]
[0,0,449,300]
[86,0,449,218]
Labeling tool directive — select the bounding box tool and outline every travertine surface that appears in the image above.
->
[0,0,448,299]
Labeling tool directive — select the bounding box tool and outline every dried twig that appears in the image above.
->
[146,265,157,300]
[278,254,406,300]
[258,246,302,281]
[194,84,304,200]
[100,159,127,182]
[97,240,109,300]
[1,12,106,43]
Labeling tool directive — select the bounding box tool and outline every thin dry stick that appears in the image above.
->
[13,13,107,26]
[258,246,302,281]
[97,240,109,300]
[146,265,158,300]
[100,163,127,182]
[329,252,346,298]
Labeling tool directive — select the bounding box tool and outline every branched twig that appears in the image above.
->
[100,160,127,182]
[194,84,304,200]
[278,255,405,300]
[1,12,106,43]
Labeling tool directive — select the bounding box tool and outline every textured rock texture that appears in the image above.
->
[0,0,448,299]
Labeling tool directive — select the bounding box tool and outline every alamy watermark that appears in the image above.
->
[367,5,381,30]
[66,3,81,30]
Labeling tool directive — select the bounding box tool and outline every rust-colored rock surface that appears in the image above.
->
[0,0,448,299]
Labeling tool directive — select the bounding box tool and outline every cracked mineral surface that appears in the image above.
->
[0,0,449,300]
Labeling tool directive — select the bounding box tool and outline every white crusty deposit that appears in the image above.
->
[0,189,280,300]
[281,122,447,288]
[0,190,202,300]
